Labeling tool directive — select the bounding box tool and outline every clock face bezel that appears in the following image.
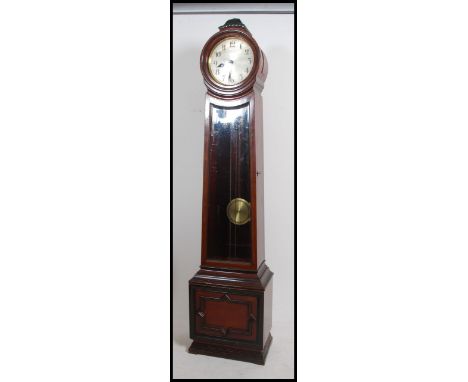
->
[207,37,255,87]
[200,28,262,97]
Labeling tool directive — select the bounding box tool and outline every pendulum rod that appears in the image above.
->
[228,117,232,260]
[235,116,240,259]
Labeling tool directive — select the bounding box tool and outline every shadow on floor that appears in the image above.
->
[173,328,192,350]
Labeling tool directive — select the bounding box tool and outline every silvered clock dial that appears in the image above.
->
[208,37,255,86]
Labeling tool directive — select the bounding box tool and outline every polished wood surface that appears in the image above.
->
[194,288,258,341]
[189,264,273,359]
[189,334,272,365]
[189,19,273,365]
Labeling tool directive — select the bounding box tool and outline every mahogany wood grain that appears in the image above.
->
[194,289,258,341]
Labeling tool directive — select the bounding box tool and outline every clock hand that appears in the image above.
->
[217,60,233,68]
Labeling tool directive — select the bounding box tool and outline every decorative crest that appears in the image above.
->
[219,18,249,32]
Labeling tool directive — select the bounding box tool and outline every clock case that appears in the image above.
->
[188,19,273,365]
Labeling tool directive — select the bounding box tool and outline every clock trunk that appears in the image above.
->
[200,93,265,271]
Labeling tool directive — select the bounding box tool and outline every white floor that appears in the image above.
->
[172,320,295,379]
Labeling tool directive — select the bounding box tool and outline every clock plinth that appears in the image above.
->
[188,19,273,365]
[188,334,273,366]
[188,263,273,364]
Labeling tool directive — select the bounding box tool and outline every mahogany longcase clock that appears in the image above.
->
[188,19,273,365]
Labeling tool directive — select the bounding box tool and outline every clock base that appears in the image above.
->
[188,262,273,365]
[188,333,272,365]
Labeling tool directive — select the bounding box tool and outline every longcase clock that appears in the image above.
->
[188,19,273,365]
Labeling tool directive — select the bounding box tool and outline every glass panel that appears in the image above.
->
[206,103,251,262]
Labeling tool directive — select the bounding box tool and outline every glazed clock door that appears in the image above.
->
[202,98,254,268]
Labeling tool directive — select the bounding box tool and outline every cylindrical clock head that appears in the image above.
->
[200,19,268,98]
